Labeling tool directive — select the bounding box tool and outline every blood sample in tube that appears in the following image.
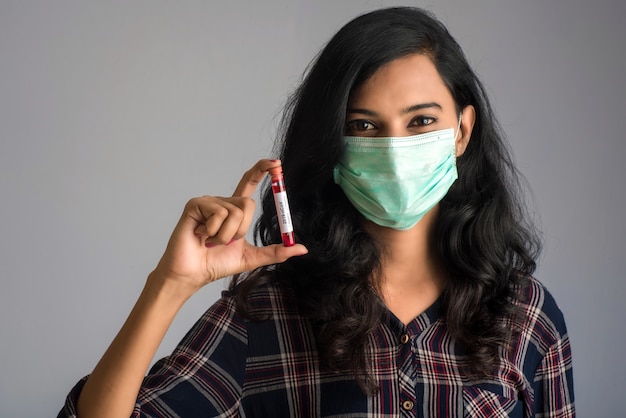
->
[269,165,295,247]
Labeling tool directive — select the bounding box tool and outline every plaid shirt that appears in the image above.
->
[59,276,574,417]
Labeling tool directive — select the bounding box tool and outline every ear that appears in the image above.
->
[456,105,475,156]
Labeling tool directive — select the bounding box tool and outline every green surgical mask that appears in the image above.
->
[333,125,459,230]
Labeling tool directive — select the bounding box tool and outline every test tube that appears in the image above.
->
[269,165,295,247]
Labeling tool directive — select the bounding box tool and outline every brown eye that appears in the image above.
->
[411,116,436,127]
[346,119,376,134]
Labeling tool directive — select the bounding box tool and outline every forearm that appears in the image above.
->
[77,273,192,418]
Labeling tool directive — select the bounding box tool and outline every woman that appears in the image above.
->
[60,7,574,417]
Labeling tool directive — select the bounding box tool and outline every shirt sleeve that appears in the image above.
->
[57,291,248,418]
[532,330,575,417]
[57,376,88,418]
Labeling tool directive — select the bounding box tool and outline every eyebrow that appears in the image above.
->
[346,102,442,116]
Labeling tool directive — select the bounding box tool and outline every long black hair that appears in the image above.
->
[231,7,541,394]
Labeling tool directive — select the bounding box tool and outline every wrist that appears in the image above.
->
[143,270,198,311]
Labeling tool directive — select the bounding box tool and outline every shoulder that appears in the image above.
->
[228,279,316,359]
[191,280,302,340]
[516,276,568,340]
[511,278,575,414]
[508,275,570,366]
[227,279,301,320]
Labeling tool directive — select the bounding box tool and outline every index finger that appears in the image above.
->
[232,159,282,197]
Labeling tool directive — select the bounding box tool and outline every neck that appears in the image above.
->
[366,207,446,324]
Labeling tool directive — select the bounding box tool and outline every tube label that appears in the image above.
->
[273,191,294,233]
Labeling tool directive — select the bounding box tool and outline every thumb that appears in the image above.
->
[244,243,308,270]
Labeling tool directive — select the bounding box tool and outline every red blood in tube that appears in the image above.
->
[269,166,295,247]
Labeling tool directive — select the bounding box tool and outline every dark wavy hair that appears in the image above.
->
[231,7,541,394]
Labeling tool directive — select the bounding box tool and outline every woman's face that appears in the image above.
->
[346,53,474,155]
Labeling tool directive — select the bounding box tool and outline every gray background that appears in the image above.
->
[1,1,624,416]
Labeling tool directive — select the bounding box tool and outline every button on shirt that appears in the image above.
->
[59,276,574,417]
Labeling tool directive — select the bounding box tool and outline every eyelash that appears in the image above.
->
[345,116,437,134]
[346,119,376,132]
[410,116,437,126]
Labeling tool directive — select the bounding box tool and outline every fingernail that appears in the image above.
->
[227,239,237,245]
[205,241,216,248]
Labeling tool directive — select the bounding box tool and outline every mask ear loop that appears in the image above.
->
[454,112,463,141]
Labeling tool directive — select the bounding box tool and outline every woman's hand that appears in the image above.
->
[150,159,307,297]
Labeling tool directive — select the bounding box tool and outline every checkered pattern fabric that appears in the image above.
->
[59,276,574,417]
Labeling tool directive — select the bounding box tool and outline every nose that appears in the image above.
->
[376,121,409,138]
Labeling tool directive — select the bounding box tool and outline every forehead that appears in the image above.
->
[348,53,455,110]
